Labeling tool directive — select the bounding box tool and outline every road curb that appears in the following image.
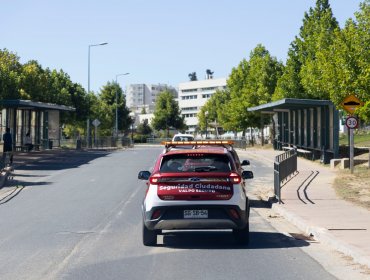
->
[271,203,370,269]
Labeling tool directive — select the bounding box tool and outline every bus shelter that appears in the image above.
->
[0,99,75,151]
[248,98,339,163]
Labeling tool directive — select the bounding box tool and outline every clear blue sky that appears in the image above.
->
[1,0,363,93]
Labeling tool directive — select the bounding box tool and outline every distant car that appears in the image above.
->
[138,140,253,246]
[172,134,194,141]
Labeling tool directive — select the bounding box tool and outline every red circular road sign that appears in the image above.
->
[345,116,358,129]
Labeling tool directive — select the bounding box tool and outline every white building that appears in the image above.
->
[126,83,177,114]
[178,77,227,134]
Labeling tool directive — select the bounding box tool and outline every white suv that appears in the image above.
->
[172,134,194,141]
[138,141,253,246]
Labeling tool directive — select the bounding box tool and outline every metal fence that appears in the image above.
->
[274,149,297,203]
[60,137,133,149]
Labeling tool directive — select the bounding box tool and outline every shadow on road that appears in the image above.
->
[0,150,113,203]
[159,230,309,249]
[249,199,271,209]
[14,150,111,171]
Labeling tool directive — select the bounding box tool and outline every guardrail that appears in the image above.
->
[60,137,133,149]
[274,149,297,203]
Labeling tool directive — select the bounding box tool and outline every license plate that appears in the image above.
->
[184,210,208,219]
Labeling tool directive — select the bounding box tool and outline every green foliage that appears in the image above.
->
[0,49,92,132]
[137,119,153,135]
[274,0,339,100]
[273,45,304,100]
[317,1,370,121]
[152,90,186,135]
[198,89,230,131]
[92,81,131,136]
[224,44,283,131]
[0,49,22,100]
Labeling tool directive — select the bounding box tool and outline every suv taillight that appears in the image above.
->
[149,173,161,185]
[229,173,241,184]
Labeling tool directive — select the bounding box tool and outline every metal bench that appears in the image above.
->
[296,148,313,159]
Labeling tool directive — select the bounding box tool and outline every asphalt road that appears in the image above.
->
[0,147,337,280]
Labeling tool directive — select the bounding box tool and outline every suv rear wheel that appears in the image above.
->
[143,223,157,246]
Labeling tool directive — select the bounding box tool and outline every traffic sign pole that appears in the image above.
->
[350,128,354,174]
[341,95,363,174]
[345,116,358,174]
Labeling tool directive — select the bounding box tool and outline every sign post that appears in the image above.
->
[92,119,101,148]
[345,116,358,174]
[341,95,363,173]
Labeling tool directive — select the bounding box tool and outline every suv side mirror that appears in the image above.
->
[242,170,254,179]
[241,160,250,166]
[138,171,151,180]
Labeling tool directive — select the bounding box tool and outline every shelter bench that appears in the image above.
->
[296,148,312,159]
[15,145,28,152]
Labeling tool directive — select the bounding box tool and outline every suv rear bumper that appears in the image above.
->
[142,203,249,230]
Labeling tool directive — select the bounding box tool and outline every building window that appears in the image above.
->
[182,107,198,111]
[181,89,198,93]
[202,94,212,99]
[183,113,197,118]
[201,87,216,91]
[181,95,197,100]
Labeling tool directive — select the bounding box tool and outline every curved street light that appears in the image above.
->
[115,73,130,137]
[87,42,108,147]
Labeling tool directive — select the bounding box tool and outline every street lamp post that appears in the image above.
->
[87,42,108,147]
[115,73,130,137]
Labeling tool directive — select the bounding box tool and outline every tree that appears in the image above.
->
[137,119,153,135]
[274,0,339,100]
[152,90,186,137]
[316,1,370,121]
[0,48,92,137]
[188,72,197,81]
[224,45,283,133]
[0,49,22,100]
[97,81,131,135]
[273,44,304,100]
[198,89,230,131]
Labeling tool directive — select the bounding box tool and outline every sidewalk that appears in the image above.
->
[238,147,370,269]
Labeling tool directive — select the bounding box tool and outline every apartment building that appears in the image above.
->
[126,83,177,114]
[178,77,227,134]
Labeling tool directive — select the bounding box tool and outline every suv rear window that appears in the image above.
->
[160,154,232,173]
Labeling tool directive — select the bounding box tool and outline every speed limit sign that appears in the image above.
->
[346,116,358,129]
